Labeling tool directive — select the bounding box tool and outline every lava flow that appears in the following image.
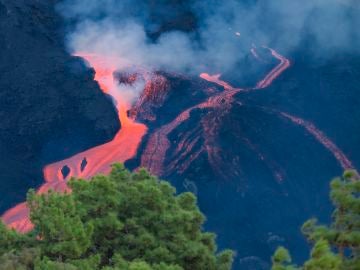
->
[199,73,243,91]
[2,53,148,233]
[200,47,291,92]
[142,47,290,176]
[142,47,354,180]
[280,112,353,170]
[2,46,354,233]
[255,48,291,89]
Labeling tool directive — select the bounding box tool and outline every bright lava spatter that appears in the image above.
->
[2,47,354,233]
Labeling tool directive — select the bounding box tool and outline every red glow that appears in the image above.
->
[280,112,353,170]
[255,47,291,89]
[141,88,241,175]
[143,47,291,176]
[143,47,354,179]
[200,47,290,92]
[2,46,354,233]
[199,73,243,91]
[2,53,147,233]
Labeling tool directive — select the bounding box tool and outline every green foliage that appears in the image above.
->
[303,240,341,270]
[27,189,93,259]
[272,170,360,270]
[271,247,299,270]
[34,257,78,270]
[0,164,233,270]
[0,248,39,270]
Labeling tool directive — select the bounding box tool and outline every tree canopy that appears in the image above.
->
[272,170,360,270]
[0,163,234,270]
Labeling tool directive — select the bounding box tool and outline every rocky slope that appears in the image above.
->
[0,0,119,212]
[1,1,360,269]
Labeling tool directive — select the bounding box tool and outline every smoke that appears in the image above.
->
[116,78,146,106]
[193,0,360,56]
[70,20,200,72]
[58,0,360,92]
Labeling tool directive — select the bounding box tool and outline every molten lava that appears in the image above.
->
[2,53,148,232]
[199,73,243,91]
[280,112,353,170]
[2,46,354,233]
[200,47,290,92]
[255,48,291,89]
[142,47,353,180]
[143,47,291,176]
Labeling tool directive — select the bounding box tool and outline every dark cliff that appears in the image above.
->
[0,0,119,212]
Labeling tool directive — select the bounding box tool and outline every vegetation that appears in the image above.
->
[0,163,234,270]
[272,170,360,270]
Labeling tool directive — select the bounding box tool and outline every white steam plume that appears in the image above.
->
[59,0,360,102]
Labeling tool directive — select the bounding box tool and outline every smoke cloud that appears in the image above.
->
[58,0,360,86]
[116,76,146,106]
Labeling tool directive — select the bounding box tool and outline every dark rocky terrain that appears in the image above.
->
[126,51,360,269]
[1,0,360,269]
[0,0,119,212]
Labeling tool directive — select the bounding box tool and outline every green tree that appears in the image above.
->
[271,247,299,270]
[272,170,360,270]
[27,189,93,260]
[0,164,233,270]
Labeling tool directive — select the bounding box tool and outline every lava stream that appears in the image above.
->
[201,47,290,92]
[142,47,291,176]
[280,112,353,170]
[141,89,239,175]
[2,53,148,233]
[199,73,243,91]
[142,47,354,179]
[255,48,291,89]
[2,46,353,233]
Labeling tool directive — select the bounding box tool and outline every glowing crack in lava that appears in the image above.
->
[2,53,148,233]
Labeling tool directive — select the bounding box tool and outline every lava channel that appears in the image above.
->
[2,53,148,233]
[142,47,354,180]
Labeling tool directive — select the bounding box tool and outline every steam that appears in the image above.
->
[70,20,199,72]
[58,0,360,102]
[116,76,146,106]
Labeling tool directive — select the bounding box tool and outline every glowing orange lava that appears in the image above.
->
[280,112,353,170]
[200,47,290,92]
[143,47,292,176]
[199,73,243,91]
[2,46,354,233]
[143,47,354,180]
[2,53,147,233]
[255,47,291,89]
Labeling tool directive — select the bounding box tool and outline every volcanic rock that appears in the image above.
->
[0,0,119,212]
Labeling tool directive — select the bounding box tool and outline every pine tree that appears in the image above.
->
[272,170,360,270]
[0,164,234,270]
